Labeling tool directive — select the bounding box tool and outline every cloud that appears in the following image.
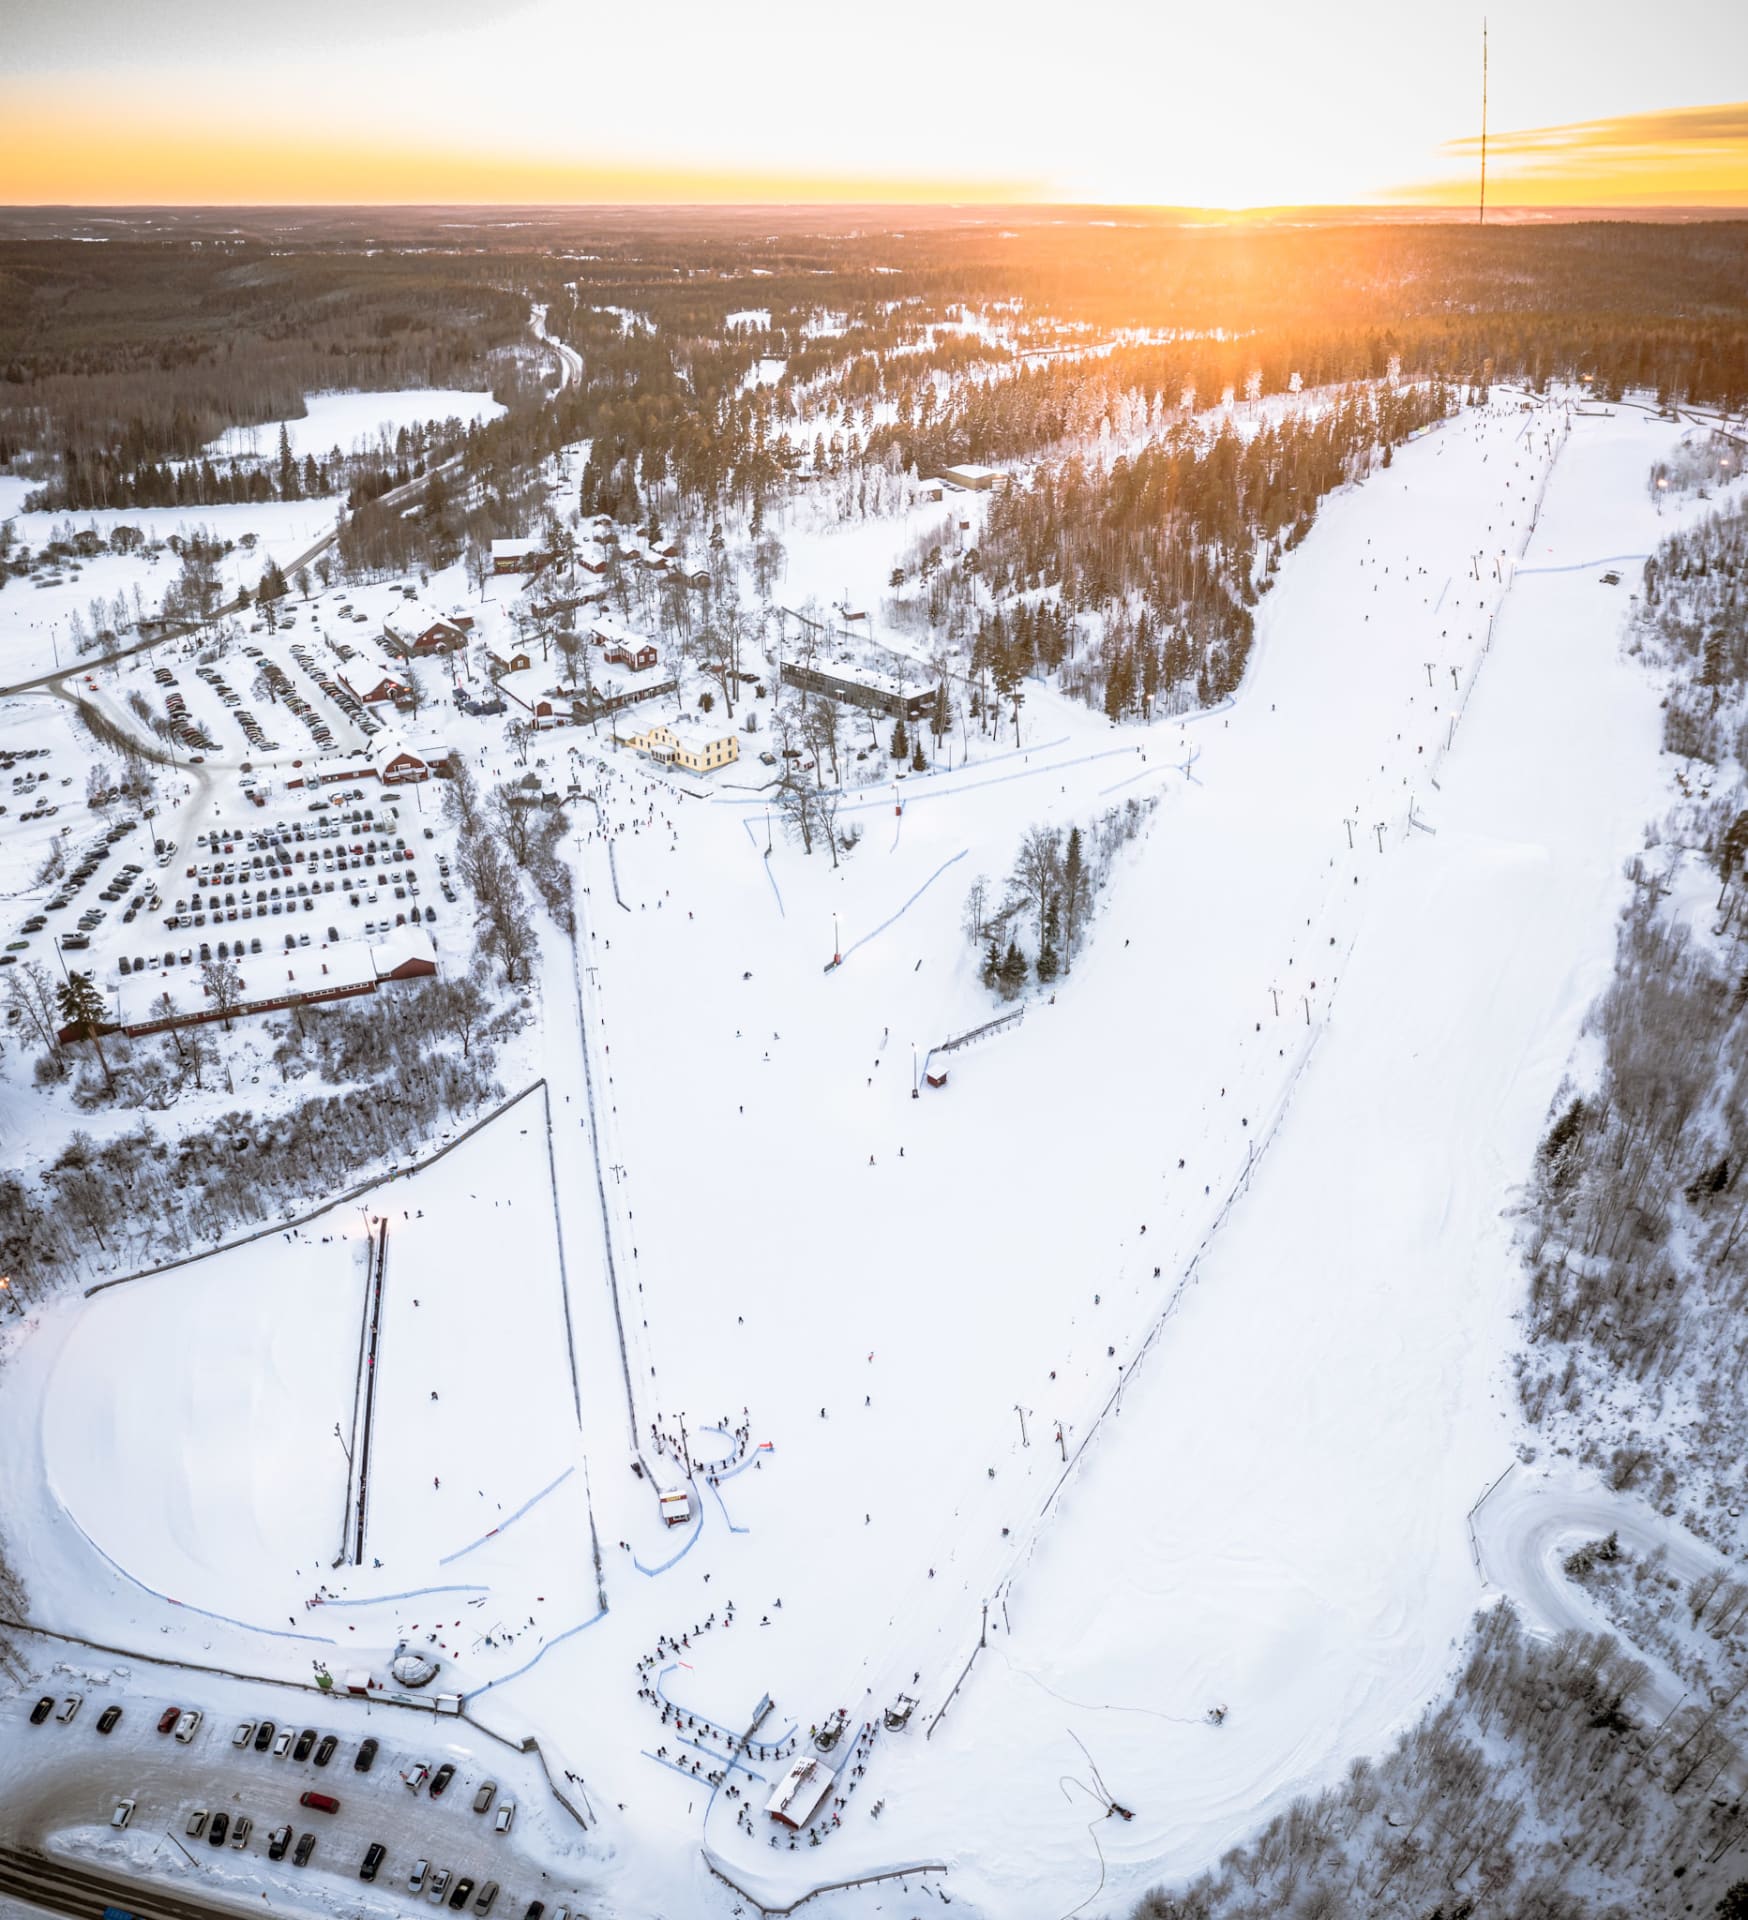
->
[1396,99,1748,204]
[1446,99,1748,160]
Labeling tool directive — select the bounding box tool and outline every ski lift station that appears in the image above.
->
[764,1754,837,1830]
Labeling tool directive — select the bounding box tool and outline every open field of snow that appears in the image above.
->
[13,1096,597,1673]
[206,388,505,463]
[0,394,1726,1920]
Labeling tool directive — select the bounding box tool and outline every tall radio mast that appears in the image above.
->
[1479,19,1489,225]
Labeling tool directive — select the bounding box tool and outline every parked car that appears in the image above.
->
[293,1831,317,1867]
[293,1727,317,1762]
[111,1800,135,1830]
[268,1824,291,1860]
[96,1705,122,1735]
[360,1842,387,1882]
[427,1868,451,1905]
[254,1719,276,1752]
[474,1883,499,1915]
[233,1721,255,1747]
[429,1763,455,1799]
[273,1729,293,1757]
[157,1706,180,1735]
[354,1735,378,1773]
[448,1878,475,1911]
[299,1790,340,1815]
[493,1804,515,1835]
[28,1697,53,1725]
[186,1810,208,1839]
[410,1859,430,1893]
[472,1782,496,1815]
[56,1697,81,1725]
[314,1734,337,1767]
[208,1812,229,1847]
[230,1815,252,1850]
[174,1709,202,1743]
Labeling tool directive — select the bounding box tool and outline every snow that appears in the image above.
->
[0,394,1720,1918]
[27,1094,594,1661]
[205,388,505,463]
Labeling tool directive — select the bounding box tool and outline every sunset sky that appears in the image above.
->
[3,0,1745,207]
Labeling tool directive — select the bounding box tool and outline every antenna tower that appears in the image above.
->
[1479,19,1489,225]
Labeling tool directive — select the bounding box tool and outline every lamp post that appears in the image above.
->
[911,1040,919,1099]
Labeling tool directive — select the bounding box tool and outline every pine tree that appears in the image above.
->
[911,737,927,773]
[55,969,113,1091]
[999,939,1028,996]
[981,937,1001,989]
[890,717,908,760]
[932,679,950,741]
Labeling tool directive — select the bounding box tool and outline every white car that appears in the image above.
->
[410,1860,429,1893]
[56,1697,81,1724]
[173,1709,202,1743]
[427,1868,450,1905]
[111,1800,135,1829]
[493,1803,515,1835]
[229,1815,252,1850]
[272,1729,293,1757]
[233,1721,255,1747]
[187,1809,208,1839]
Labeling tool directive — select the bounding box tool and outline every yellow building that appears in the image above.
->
[624,713,740,775]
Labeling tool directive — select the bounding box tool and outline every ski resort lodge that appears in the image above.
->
[623,713,740,774]
[778,655,933,721]
[490,537,546,575]
[382,615,468,657]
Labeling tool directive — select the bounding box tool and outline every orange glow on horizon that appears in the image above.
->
[0,108,1035,208]
[2,97,1743,211]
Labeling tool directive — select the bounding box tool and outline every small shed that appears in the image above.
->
[659,1488,692,1528]
[765,1755,836,1830]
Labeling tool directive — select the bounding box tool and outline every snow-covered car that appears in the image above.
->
[493,1803,515,1835]
[110,1800,135,1829]
[233,1721,254,1746]
[186,1810,207,1839]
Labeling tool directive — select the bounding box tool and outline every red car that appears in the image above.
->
[157,1706,181,1735]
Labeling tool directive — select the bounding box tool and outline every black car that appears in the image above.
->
[96,1705,122,1735]
[360,1842,386,1882]
[268,1825,291,1861]
[523,1904,545,1920]
[429,1762,455,1798]
[448,1878,475,1911]
[293,1831,316,1868]
[293,1728,317,1762]
[314,1734,337,1767]
[28,1697,53,1725]
[208,1812,229,1848]
[254,1719,275,1752]
[354,1735,377,1773]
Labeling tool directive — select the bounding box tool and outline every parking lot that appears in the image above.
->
[11,1678,595,1920]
